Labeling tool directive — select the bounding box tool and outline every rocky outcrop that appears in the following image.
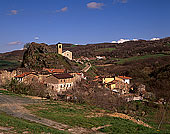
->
[21,42,76,71]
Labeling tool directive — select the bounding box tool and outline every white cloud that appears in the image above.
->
[34,36,39,40]
[113,0,128,4]
[56,6,68,13]
[87,2,104,9]
[8,10,18,15]
[133,39,138,41]
[117,39,130,43]
[8,41,22,45]
[112,41,117,43]
[61,7,68,12]
[112,39,130,43]
[150,38,160,41]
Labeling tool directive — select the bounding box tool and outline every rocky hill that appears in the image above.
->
[21,42,79,71]
[1,37,170,61]
[1,37,170,70]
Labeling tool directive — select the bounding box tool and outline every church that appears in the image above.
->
[56,43,72,60]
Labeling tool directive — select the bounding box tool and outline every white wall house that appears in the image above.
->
[62,50,73,60]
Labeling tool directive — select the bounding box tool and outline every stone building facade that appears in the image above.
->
[56,43,73,60]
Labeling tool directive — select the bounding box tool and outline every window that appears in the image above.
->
[61,80,62,82]
[59,45,61,48]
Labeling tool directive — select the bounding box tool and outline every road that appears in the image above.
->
[81,62,91,72]
[0,94,103,134]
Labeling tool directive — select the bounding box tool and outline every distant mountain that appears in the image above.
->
[0,37,170,70]
[0,49,24,61]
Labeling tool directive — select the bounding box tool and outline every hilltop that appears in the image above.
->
[1,37,170,62]
[21,42,80,71]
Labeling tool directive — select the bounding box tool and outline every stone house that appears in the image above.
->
[70,73,86,82]
[44,73,74,93]
[102,77,115,84]
[115,76,132,84]
[15,72,39,84]
[101,75,132,95]
[107,80,130,94]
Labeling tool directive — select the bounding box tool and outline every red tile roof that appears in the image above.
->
[44,68,65,73]
[92,79,98,82]
[95,76,100,78]
[118,76,132,79]
[15,72,32,78]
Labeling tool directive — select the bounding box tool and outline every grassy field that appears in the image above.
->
[0,60,20,69]
[119,101,170,134]
[95,48,116,52]
[139,103,170,133]
[25,100,160,134]
[116,54,168,64]
[0,111,68,134]
[166,43,170,46]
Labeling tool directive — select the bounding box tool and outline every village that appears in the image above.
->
[0,43,148,102]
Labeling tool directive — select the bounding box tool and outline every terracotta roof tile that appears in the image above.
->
[95,76,99,78]
[15,72,32,78]
[118,76,132,79]
[92,79,98,82]
[44,68,65,73]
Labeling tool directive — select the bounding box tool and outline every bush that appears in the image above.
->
[4,79,46,97]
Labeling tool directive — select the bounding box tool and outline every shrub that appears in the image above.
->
[4,79,46,97]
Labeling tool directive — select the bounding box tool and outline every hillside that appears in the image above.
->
[0,90,165,134]
[1,37,170,63]
[0,50,24,70]
[0,50,24,61]
[1,38,170,133]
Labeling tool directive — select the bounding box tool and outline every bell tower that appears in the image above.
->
[56,42,62,55]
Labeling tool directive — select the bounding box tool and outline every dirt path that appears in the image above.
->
[81,62,91,72]
[96,64,113,67]
[0,95,103,134]
[86,112,152,128]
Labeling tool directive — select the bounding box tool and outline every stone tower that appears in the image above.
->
[56,42,62,55]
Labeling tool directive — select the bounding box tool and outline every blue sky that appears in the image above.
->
[0,0,170,53]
